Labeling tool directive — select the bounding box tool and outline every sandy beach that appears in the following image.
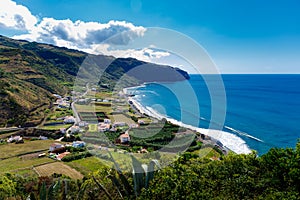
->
[126,88,252,154]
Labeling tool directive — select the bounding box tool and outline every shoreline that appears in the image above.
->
[124,86,252,155]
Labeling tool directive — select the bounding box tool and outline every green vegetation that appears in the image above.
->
[34,162,84,180]
[0,142,300,199]
[39,124,71,130]
[66,157,107,176]
[0,35,189,127]
[61,151,93,162]
[88,124,98,132]
[139,142,300,199]
[0,156,54,175]
[0,140,54,159]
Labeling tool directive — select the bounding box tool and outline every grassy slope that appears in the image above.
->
[0,36,86,127]
[0,35,189,127]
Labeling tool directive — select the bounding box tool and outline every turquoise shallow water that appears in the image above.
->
[130,74,300,155]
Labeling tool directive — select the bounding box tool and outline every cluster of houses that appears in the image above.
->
[7,135,24,144]
[48,141,86,160]
[6,135,48,144]
[53,94,71,109]
[95,119,131,144]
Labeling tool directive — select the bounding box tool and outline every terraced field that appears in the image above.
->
[34,162,84,179]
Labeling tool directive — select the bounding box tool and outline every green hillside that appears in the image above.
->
[0,35,189,127]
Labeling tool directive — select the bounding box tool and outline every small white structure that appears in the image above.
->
[70,126,80,134]
[49,143,63,152]
[39,136,48,140]
[7,136,23,143]
[130,124,139,128]
[60,128,66,134]
[138,120,145,125]
[98,123,110,132]
[113,122,126,127]
[72,141,86,148]
[78,121,88,127]
[103,118,111,124]
[53,94,62,99]
[64,116,76,124]
[119,133,130,143]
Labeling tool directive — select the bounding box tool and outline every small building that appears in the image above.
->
[53,94,62,99]
[98,123,110,132]
[103,118,111,124]
[7,136,23,143]
[119,133,130,143]
[140,148,149,154]
[49,143,64,152]
[70,126,80,134]
[60,128,66,134]
[78,121,88,127]
[64,116,76,124]
[72,141,86,148]
[138,120,145,125]
[130,124,139,128]
[38,136,48,140]
[113,122,126,128]
[110,127,116,132]
[57,152,71,161]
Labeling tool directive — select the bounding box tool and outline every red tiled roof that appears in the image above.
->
[120,133,130,138]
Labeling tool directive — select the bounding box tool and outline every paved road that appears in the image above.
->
[71,83,90,124]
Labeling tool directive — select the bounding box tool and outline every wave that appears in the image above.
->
[224,126,264,142]
[129,97,252,154]
[172,105,264,144]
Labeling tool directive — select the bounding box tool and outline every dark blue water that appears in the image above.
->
[131,74,300,155]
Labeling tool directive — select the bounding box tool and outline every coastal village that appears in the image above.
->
[0,84,229,179]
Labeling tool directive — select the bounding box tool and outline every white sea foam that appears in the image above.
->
[128,96,252,155]
[224,126,264,142]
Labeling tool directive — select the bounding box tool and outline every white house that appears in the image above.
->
[39,136,48,140]
[49,143,63,152]
[119,133,130,143]
[78,121,88,127]
[113,122,126,127]
[7,136,23,143]
[129,124,139,128]
[98,123,110,132]
[64,116,76,124]
[103,118,111,124]
[60,128,66,134]
[72,141,86,148]
[70,126,80,134]
[138,120,145,125]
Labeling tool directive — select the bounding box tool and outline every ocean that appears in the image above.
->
[128,74,300,155]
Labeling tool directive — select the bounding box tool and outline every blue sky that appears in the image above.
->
[1,0,300,73]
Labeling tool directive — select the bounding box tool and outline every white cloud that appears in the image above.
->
[13,18,147,47]
[90,44,170,62]
[1,0,170,62]
[0,0,37,30]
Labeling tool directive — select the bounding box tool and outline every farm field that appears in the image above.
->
[34,162,84,179]
[66,156,108,175]
[0,156,54,175]
[194,147,221,158]
[88,124,98,132]
[75,104,112,113]
[39,124,71,130]
[110,114,135,124]
[0,140,54,159]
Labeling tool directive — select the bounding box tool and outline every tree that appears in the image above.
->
[0,175,17,199]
